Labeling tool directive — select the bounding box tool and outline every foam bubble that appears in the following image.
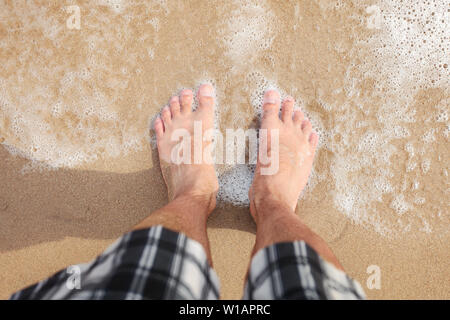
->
[390,194,411,216]
[220,0,274,66]
[218,165,254,206]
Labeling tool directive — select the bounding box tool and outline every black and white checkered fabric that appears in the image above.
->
[10,225,365,300]
[244,241,365,299]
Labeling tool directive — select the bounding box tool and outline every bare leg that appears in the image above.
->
[249,90,344,270]
[133,84,218,265]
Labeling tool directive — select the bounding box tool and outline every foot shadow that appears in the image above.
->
[0,144,255,253]
[0,145,169,252]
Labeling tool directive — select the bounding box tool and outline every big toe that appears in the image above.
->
[262,89,281,120]
[197,84,215,113]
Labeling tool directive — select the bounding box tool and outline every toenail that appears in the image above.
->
[285,96,294,102]
[170,96,179,103]
[264,91,280,105]
[181,89,192,96]
[264,96,279,105]
[199,85,214,97]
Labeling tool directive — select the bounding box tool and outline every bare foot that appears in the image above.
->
[249,89,319,221]
[153,84,219,212]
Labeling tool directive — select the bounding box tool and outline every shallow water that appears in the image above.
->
[0,0,448,238]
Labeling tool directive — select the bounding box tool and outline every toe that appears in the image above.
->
[197,83,215,112]
[309,132,319,150]
[161,106,172,126]
[293,109,304,126]
[169,96,181,117]
[180,89,193,114]
[262,90,281,119]
[281,96,294,122]
[301,118,312,136]
[153,116,164,139]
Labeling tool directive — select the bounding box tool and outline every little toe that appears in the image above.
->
[281,96,294,123]
[180,89,193,114]
[169,96,181,117]
[262,90,281,119]
[153,116,164,139]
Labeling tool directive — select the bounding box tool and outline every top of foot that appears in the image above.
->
[153,84,219,205]
[249,89,319,220]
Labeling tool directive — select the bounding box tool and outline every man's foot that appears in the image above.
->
[153,84,219,211]
[249,89,319,221]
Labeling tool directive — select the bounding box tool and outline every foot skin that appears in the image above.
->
[249,90,319,222]
[153,84,219,213]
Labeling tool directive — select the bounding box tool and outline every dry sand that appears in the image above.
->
[0,0,449,299]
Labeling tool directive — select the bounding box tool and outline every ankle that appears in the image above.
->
[250,195,296,225]
[171,192,217,216]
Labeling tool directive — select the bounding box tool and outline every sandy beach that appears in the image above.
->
[1,0,449,299]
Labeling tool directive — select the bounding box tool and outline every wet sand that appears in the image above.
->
[1,143,449,299]
[0,0,449,299]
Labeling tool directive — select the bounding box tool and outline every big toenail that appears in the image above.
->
[264,96,278,104]
[264,91,279,105]
[199,85,214,97]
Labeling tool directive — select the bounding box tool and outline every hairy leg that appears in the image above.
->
[133,84,218,265]
[249,90,343,270]
[133,194,215,264]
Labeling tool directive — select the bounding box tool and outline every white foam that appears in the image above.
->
[390,194,411,216]
[218,165,254,206]
[355,0,449,96]
[220,0,274,66]
[422,129,436,143]
[0,0,447,238]
[321,0,450,236]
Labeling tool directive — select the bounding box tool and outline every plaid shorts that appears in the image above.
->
[10,225,365,300]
